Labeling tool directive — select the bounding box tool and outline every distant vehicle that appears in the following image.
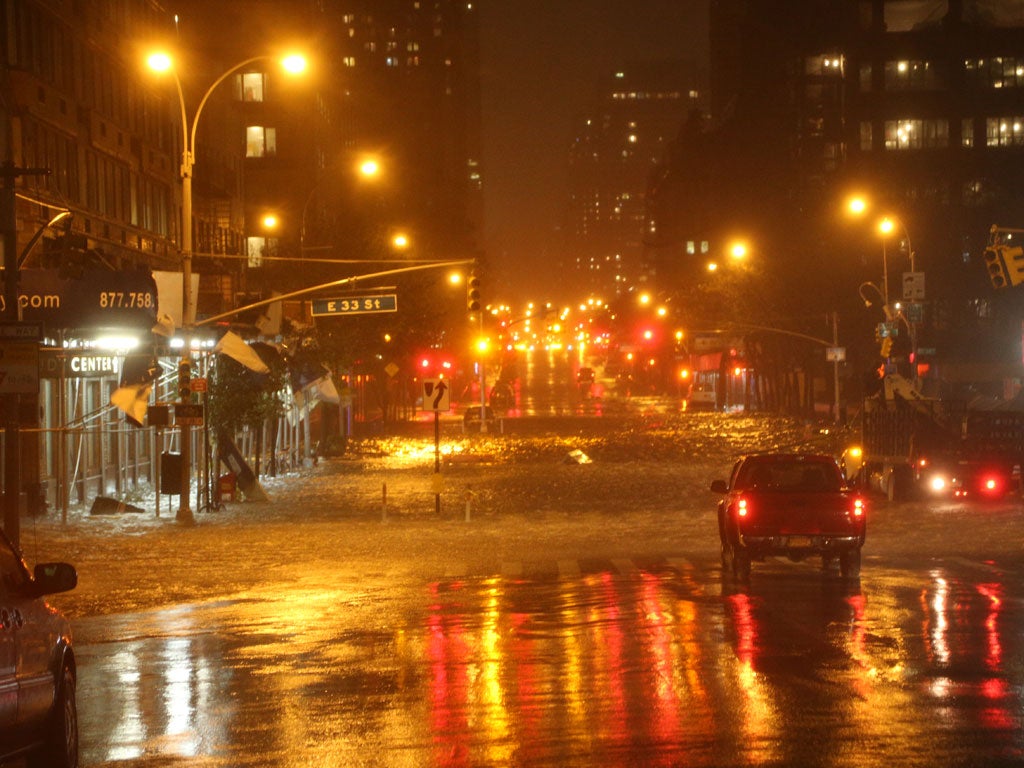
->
[843,373,1024,501]
[0,530,78,768]
[576,367,595,384]
[710,453,866,581]
[686,388,717,411]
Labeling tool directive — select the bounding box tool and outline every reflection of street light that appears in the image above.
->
[148,49,307,524]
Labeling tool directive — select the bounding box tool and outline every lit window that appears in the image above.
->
[246,236,278,267]
[962,118,974,147]
[245,126,277,158]
[343,56,356,67]
[238,72,265,102]
[884,119,948,150]
[884,59,940,90]
[986,116,1024,146]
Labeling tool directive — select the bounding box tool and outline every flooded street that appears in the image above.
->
[15,412,1024,766]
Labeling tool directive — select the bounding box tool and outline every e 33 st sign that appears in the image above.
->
[311,294,397,317]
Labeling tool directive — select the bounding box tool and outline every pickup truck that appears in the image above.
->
[710,453,866,581]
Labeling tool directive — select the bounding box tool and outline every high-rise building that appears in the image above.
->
[565,61,704,298]
[645,0,1024,388]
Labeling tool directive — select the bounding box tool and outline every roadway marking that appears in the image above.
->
[444,563,468,578]
[557,559,581,578]
[612,558,639,575]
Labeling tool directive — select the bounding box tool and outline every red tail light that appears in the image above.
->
[979,473,1005,497]
[737,497,749,517]
[853,498,864,517]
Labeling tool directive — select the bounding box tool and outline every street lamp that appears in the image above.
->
[147,50,307,523]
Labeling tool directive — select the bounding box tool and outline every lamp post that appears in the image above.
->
[147,51,307,523]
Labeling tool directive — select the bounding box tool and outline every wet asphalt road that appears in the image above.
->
[15,410,1024,767]
[66,545,1024,768]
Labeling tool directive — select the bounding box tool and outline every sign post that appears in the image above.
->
[423,378,450,514]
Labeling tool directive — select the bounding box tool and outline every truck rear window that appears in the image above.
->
[738,460,841,492]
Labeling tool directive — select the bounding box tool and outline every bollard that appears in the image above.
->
[382,482,388,522]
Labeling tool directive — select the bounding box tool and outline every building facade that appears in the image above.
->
[565,61,704,299]
[644,0,1024,402]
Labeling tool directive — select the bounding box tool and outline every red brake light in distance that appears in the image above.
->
[980,473,1003,497]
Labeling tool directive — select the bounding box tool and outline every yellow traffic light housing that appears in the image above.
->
[985,246,1011,289]
[467,273,481,311]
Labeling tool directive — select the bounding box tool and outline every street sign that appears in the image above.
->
[903,271,926,301]
[423,378,450,411]
[174,402,204,426]
[311,294,398,317]
[0,341,39,394]
[825,346,846,362]
[190,377,208,393]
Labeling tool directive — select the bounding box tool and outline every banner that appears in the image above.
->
[6,268,158,330]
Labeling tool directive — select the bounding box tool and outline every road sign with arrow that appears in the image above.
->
[423,378,450,411]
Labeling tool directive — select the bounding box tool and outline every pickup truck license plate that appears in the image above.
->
[788,536,812,548]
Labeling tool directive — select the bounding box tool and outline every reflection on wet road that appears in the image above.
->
[74,556,1024,767]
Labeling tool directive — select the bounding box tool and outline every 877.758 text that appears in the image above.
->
[99,292,155,309]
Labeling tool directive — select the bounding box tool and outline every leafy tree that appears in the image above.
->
[206,349,288,478]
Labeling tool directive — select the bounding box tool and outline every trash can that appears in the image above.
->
[160,452,182,495]
[218,473,237,503]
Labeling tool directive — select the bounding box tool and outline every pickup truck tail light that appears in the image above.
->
[853,498,864,518]
[737,497,750,517]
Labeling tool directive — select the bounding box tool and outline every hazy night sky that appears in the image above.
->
[478,0,710,302]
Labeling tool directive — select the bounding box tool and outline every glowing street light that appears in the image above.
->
[147,49,307,524]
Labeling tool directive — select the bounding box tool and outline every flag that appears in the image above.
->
[214,331,270,373]
[110,351,159,428]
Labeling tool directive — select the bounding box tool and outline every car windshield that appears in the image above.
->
[738,460,841,492]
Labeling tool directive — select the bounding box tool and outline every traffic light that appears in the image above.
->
[466,273,481,311]
[880,337,893,358]
[985,246,1011,289]
[177,359,191,401]
[1001,244,1024,286]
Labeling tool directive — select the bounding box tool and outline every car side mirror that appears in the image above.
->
[710,479,728,494]
[31,562,77,597]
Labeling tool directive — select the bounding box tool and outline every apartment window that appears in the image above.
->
[245,126,276,157]
[965,57,1024,89]
[238,72,265,102]
[884,60,940,90]
[859,63,872,92]
[962,118,974,147]
[986,117,1024,146]
[246,236,278,267]
[883,119,948,150]
[860,121,873,150]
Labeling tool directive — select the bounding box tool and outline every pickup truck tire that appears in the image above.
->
[840,547,862,579]
[722,537,751,582]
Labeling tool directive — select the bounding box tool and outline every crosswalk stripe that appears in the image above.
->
[612,558,639,575]
[557,559,581,577]
[666,557,693,573]
[444,563,468,578]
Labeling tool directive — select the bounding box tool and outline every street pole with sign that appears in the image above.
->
[147,51,307,525]
[423,378,450,515]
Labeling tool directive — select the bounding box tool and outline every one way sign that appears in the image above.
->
[423,378,450,411]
